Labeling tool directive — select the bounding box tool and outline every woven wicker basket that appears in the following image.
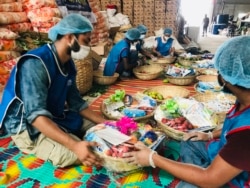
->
[143,85,190,103]
[157,121,186,141]
[97,152,140,172]
[133,64,163,80]
[93,70,119,85]
[192,93,236,107]
[165,74,197,86]
[149,57,176,67]
[178,58,193,67]
[74,56,93,95]
[101,102,154,121]
[196,75,218,82]
[196,68,218,76]
[194,83,220,93]
[192,93,236,126]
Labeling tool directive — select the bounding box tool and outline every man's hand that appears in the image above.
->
[183,131,211,141]
[72,141,103,167]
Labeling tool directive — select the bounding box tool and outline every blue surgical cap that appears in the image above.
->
[48,13,93,41]
[125,28,141,41]
[214,36,250,88]
[137,24,148,34]
[164,28,172,35]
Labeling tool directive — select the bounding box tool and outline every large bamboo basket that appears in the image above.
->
[101,102,154,121]
[74,55,93,95]
[195,68,218,76]
[143,85,190,103]
[178,58,194,67]
[196,75,218,82]
[149,57,176,67]
[157,120,186,141]
[93,70,119,85]
[96,152,140,172]
[165,74,197,86]
[133,64,163,80]
[192,93,236,125]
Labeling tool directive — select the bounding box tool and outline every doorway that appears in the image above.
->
[180,0,214,42]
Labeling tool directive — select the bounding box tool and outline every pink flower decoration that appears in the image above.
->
[115,117,138,135]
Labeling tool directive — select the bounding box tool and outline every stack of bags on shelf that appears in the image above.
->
[0,28,20,91]
[0,0,30,90]
[88,0,110,46]
[0,0,32,33]
[21,0,62,33]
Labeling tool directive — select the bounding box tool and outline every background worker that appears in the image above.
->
[152,27,175,57]
[202,14,210,37]
[103,28,142,78]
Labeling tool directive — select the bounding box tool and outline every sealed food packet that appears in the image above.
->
[176,97,216,128]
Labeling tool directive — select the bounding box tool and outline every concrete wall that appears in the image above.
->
[213,2,250,21]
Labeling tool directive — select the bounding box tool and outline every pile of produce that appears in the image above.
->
[143,90,164,101]
[155,97,217,133]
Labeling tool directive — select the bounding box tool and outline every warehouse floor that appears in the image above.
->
[198,33,229,53]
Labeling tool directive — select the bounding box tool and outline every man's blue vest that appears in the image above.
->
[155,37,174,56]
[0,44,82,138]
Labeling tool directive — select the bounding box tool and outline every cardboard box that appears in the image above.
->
[90,42,112,70]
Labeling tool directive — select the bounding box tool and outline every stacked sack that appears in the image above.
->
[88,0,110,46]
[21,0,62,33]
[0,0,32,33]
[0,28,20,91]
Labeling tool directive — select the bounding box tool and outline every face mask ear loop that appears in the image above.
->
[220,82,226,90]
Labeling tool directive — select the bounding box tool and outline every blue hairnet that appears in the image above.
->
[48,13,93,41]
[125,28,141,41]
[164,28,172,35]
[214,36,250,88]
[137,24,148,34]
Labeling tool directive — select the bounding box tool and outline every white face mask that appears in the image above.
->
[130,41,138,50]
[140,34,146,39]
[71,45,90,59]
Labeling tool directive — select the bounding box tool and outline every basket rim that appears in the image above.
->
[96,152,140,172]
[196,75,218,82]
[192,92,236,102]
[143,85,190,102]
[156,120,185,141]
[191,92,236,116]
[133,65,163,80]
[194,83,223,93]
[195,68,218,75]
[150,57,176,64]
[165,74,197,79]
[93,70,119,78]
[101,101,155,121]
[133,64,163,70]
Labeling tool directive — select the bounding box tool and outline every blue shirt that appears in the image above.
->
[2,46,88,135]
[103,39,130,76]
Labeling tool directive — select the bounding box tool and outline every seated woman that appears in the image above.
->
[152,28,175,57]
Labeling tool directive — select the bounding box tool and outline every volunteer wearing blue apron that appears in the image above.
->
[132,24,156,64]
[103,28,142,77]
[152,27,175,57]
[123,36,250,188]
[0,14,105,168]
